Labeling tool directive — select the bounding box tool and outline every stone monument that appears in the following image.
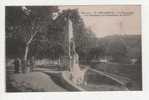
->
[67,19,86,85]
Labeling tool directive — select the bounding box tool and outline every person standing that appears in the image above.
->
[30,56,35,72]
[14,57,21,73]
[21,59,26,73]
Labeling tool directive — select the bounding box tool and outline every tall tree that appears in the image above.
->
[6,6,59,68]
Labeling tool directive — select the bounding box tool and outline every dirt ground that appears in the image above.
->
[6,71,66,92]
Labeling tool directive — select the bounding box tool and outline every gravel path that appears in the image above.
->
[7,72,66,92]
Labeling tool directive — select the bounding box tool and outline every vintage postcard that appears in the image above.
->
[5,5,141,92]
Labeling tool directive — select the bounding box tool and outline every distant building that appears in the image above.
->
[99,59,108,63]
[91,56,113,63]
[130,58,137,64]
[99,56,113,63]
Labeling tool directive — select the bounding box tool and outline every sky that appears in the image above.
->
[59,5,141,38]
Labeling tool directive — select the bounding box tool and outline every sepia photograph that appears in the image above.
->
[5,5,142,92]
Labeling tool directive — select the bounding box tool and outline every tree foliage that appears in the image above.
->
[6,6,141,64]
[6,6,59,59]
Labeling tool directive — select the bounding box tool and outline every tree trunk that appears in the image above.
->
[22,32,38,73]
[22,45,29,73]
[24,45,29,61]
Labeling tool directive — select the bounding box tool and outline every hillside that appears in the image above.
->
[97,34,141,59]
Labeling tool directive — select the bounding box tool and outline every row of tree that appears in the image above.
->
[6,6,141,66]
[6,6,97,61]
[87,34,141,64]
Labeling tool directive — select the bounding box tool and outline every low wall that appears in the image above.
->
[45,71,84,91]
[61,71,85,91]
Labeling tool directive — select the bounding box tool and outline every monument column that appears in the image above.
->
[67,18,84,85]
